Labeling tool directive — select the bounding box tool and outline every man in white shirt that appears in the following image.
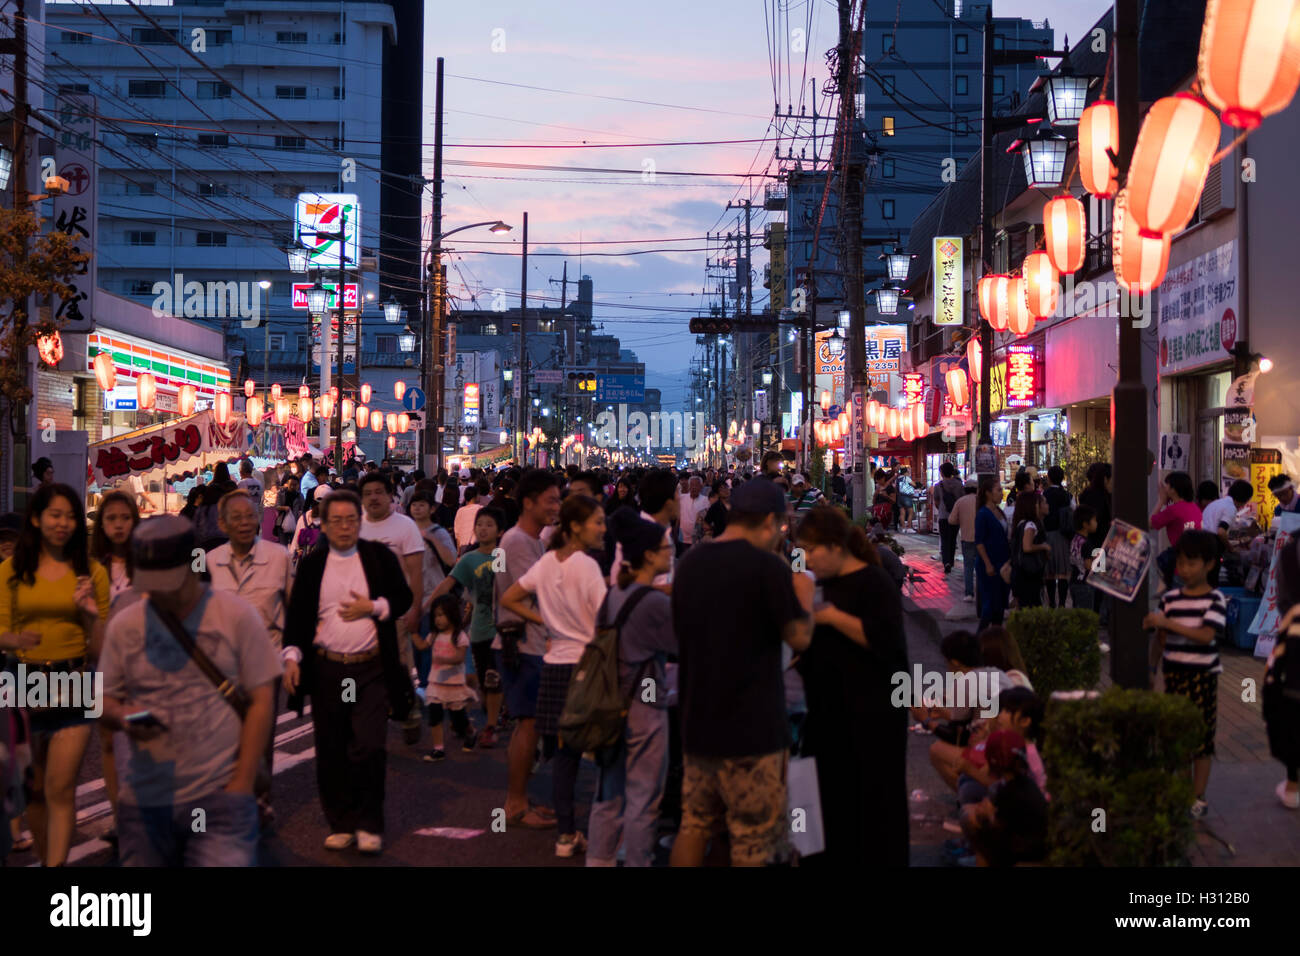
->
[453,480,486,551]
[235,458,265,526]
[1202,479,1253,535]
[357,471,426,744]
[298,455,318,498]
[677,476,709,548]
[209,489,292,821]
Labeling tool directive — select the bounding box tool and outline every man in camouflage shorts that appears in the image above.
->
[679,751,791,865]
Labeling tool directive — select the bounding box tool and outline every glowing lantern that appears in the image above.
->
[989,276,1013,332]
[244,378,255,398]
[246,396,264,427]
[178,384,197,416]
[1042,196,1086,274]
[1199,0,1300,129]
[215,391,233,425]
[298,398,312,421]
[1113,187,1172,294]
[838,411,849,430]
[93,352,117,391]
[370,410,383,432]
[1006,277,1035,337]
[386,413,398,433]
[394,380,407,401]
[36,332,63,367]
[1023,251,1059,319]
[819,390,830,412]
[886,407,900,437]
[830,420,841,441]
[966,338,983,384]
[398,413,410,434]
[360,383,372,405]
[387,435,396,451]
[275,399,291,426]
[1078,101,1119,198]
[1128,93,1220,238]
[911,402,927,435]
[319,393,334,421]
[329,386,339,402]
[342,398,354,422]
[901,415,915,443]
[299,384,310,401]
[867,400,880,429]
[271,383,281,402]
[137,372,157,411]
[947,368,970,408]
[977,274,1006,326]
[356,404,369,428]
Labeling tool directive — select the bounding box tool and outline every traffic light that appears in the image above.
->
[689,316,780,334]
[689,317,734,335]
[567,371,598,392]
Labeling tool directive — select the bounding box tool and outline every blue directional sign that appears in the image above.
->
[595,374,645,403]
[402,386,426,412]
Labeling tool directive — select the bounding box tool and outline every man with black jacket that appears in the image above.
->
[282,490,413,854]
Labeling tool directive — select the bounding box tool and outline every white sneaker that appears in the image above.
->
[963,595,974,603]
[356,830,383,854]
[1277,781,1300,809]
[324,832,355,850]
[1099,642,1111,654]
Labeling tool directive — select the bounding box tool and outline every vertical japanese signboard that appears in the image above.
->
[932,237,963,327]
[53,94,96,332]
[1005,344,1038,409]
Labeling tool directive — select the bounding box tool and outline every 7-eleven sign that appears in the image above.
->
[295,192,361,269]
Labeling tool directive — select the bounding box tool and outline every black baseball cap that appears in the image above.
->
[730,478,789,517]
[130,515,197,591]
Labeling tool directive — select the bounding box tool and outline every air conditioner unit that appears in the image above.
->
[1198,158,1236,222]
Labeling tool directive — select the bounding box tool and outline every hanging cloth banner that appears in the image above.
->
[89,409,248,488]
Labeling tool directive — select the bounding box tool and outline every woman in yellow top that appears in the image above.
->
[0,483,109,866]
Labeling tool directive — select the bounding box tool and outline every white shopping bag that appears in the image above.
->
[785,754,825,858]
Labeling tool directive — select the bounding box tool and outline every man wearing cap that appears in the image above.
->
[99,515,280,866]
[1270,474,1300,518]
[282,489,414,854]
[670,478,814,866]
[789,473,824,513]
[949,477,982,603]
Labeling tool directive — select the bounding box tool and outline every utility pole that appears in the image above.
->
[1110,0,1147,690]
[333,209,348,468]
[5,0,31,509]
[838,0,867,510]
[977,6,996,468]
[516,211,528,464]
[423,56,445,475]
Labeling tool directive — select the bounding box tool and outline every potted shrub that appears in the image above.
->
[1006,606,1102,699]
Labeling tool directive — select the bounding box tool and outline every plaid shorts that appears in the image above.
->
[1164,668,1218,758]
[679,750,789,865]
[535,662,576,739]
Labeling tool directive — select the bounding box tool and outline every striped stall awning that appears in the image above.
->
[87,329,231,398]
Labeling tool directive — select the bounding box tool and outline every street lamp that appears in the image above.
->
[875,286,901,315]
[837,309,851,330]
[0,145,11,191]
[305,280,329,317]
[761,368,773,387]
[503,367,514,382]
[399,326,416,353]
[881,250,913,282]
[383,297,402,324]
[1042,66,1091,127]
[1017,128,1070,189]
[285,245,310,274]
[827,330,845,357]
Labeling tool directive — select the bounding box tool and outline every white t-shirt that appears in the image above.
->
[236,476,264,520]
[360,510,426,560]
[454,502,483,550]
[677,492,709,545]
[1201,495,1242,533]
[516,549,607,665]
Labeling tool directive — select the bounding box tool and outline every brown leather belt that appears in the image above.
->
[315,645,379,664]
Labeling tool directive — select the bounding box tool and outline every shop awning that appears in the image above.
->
[89,409,273,489]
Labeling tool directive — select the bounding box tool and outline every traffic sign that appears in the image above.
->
[402,386,426,411]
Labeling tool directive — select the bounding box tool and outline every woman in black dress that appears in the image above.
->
[794,506,909,866]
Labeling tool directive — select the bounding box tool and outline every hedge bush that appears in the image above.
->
[1042,688,1204,865]
[1006,606,1102,699]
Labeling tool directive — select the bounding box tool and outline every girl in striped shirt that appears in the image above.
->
[1143,530,1225,819]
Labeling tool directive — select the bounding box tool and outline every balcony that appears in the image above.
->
[764,183,787,211]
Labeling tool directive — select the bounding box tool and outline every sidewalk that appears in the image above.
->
[895,530,1300,866]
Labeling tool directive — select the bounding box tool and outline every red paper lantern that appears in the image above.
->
[370,410,383,432]
[37,332,63,367]
[911,402,926,435]
[901,415,915,443]
[988,276,1012,332]
[387,435,396,451]
[394,380,406,401]
[1128,93,1220,238]
[867,399,880,429]
[215,391,233,425]
[977,274,1008,326]
[271,383,281,402]
[1113,187,1172,294]
[1006,277,1035,337]
[947,367,970,408]
[1023,251,1059,319]
[1042,196,1086,274]
[299,384,311,401]
[356,404,369,428]
[178,384,197,416]
[93,352,117,391]
[137,372,157,411]
[342,398,354,422]
[966,338,983,384]
[329,386,338,402]
[886,407,900,437]
[319,393,334,421]
[244,378,255,398]
[275,398,291,426]
[1199,0,1300,129]
[386,413,398,433]
[246,396,264,427]
[398,413,410,434]
[360,383,372,405]
[1078,101,1119,198]
[838,411,849,430]
[298,397,312,421]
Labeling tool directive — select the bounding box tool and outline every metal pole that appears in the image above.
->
[517,211,529,465]
[977,5,995,461]
[840,0,867,506]
[334,209,347,469]
[320,270,332,455]
[424,56,445,476]
[10,0,31,509]
[1110,0,1148,689]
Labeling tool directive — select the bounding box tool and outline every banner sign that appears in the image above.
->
[1087,518,1154,603]
[295,193,361,270]
[1251,447,1284,533]
[90,409,248,487]
[1157,240,1238,375]
[53,94,97,332]
[932,237,964,327]
[292,282,359,310]
[1248,511,1300,655]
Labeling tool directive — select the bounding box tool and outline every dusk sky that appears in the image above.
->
[426,1,1112,406]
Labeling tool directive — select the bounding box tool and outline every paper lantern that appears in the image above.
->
[398,413,410,434]
[246,396,264,427]
[1113,187,1172,294]
[867,399,880,429]
[298,398,312,421]
[977,274,1007,326]
[93,352,117,391]
[386,413,398,433]
[394,380,406,401]
[911,402,926,435]
[215,391,232,425]
[901,415,915,443]
[1078,100,1119,198]
[988,276,1012,332]
[1023,251,1059,319]
[1199,0,1300,129]
[244,378,255,398]
[299,384,310,401]
[830,420,842,441]
[275,398,291,426]
[838,411,849,430]
[1006,277,1035,337]
[356,404,369,428]
[966,338,983,384]
[342,398,354,422]
[370,410,383,432]
[271,383,281,402]
[1042,196,1086,274]
[947,367,970,408]
[360,383,372,405]
[137,372,157,411]
[1128,94,1220,238]
[319,393,334,421]
[886,407,900,437]
[178,384,197,416]
[387,435,396,451]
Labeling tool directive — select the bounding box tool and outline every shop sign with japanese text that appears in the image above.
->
[932,237,963,327]
[1157,240,1238,375]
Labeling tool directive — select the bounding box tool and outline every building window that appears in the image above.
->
[275,136,306,151]
[882,158,895,178]
[63,31,92,44]
[127,231,156,246]
[275,86,307,100]
[880,75,896,95]
[196,231,227,247]
[131,28,180,45]
[58,83,91,93]
[333,87,344,100]
[376,335,397,354]
[296,334,310,351]
[274,183,306,199]
[197,81,232,99]
[128,80,167,99]
[882,33,894,54]
[993,35,1005,51]
[993,75,1005,96]
[197,133,229,148]
[882,199,896,219]
[124,181,156,196]
[209,30,233,46]
[331,32,346,45]
[269,334,285,350]
[126,133,158,149]
[197,182,229,197]
[127,280,154,295]
[882,116,896,136]
[955,34,968,54]
[276,32,308,44]
[483,323,499,336]
[955,75,968,96]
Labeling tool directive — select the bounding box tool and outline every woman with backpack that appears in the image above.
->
[287,499,322,574]
[1010,492,1051,609]
[1041,466,1073,609]
[275,475,303,547]
[586,514,676,867]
